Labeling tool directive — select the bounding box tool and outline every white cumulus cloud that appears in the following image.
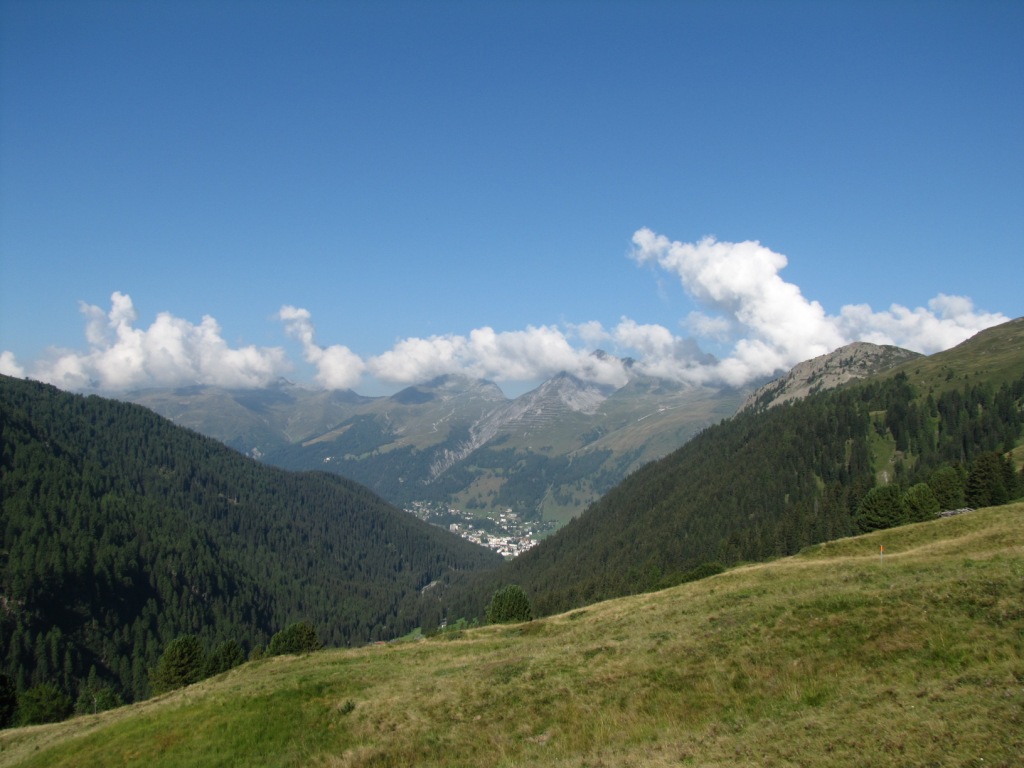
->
[0,351,26,378]
[2,232,1010,395]
[835,294,1009,355]
[14,292,290,391]
[279,305,366,390]
[628,228,1010,386]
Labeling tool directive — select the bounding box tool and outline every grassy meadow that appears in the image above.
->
[2,502,1021,767]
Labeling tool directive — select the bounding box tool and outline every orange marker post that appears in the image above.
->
[880,544,884,564]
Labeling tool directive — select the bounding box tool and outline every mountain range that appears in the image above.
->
[124,345,919,531]
[125,358,748,528]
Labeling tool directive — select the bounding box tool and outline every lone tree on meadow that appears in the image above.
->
[204,639,247,677]
[150,635,206,694]
[268,621,322,655]
[927,465,966,510]
[486,584,533,624]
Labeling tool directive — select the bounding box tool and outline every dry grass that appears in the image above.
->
[3,502,1022,767]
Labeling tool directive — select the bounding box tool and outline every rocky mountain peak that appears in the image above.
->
[741,342,922,411]
[532,372,614,415]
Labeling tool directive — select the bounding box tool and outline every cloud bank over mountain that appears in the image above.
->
[2,230,1009,393]
[627,229,1008,386]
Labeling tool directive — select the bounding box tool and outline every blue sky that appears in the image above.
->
[1,0,1021,396]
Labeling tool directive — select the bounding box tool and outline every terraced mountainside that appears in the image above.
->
[3,503,1021,767]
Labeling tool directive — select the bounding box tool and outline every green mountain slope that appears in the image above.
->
[443,319,1024,617]
[0,376,502,703]
[886,315,1024,391]
[3,503,1021,767]
[124,379,376,457]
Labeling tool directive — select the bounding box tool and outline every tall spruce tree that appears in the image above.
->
[854,484,907,532]
[150,636,206,694]
[904,483,940,522]
[966,452,1010,508]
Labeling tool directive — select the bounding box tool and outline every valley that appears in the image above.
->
[124,342,920,534]
[2,4,1018,763]
[404,500,549,557]
[2,317,1022,748]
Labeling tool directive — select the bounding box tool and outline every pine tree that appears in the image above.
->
[268,622,322,655]
[903,483,940,522]
[928,465,966,510]
[485,585,533,624]
[204,640,246,677]
[0,674,16,728]
[149,636,205,694]
[966,452,1009,508]
[17,682,73,725]
[854,484,907,532]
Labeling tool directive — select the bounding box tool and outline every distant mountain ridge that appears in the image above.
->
[126,360,746,528]
[126,379,376,459]
[122,338,977,531]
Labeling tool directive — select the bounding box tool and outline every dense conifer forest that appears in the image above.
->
[435,366,1024,619]
[0,375,502,714]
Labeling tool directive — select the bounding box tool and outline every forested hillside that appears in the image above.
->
[0,376,502,708]
[434,320,1024,619]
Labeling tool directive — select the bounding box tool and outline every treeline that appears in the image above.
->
[0,375,502,715]
[431,371,1024,620]
[0,620,323,727]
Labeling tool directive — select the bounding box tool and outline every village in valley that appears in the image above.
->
[403,501,553,558]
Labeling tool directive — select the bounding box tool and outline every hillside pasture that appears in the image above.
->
[2,503,1021,767]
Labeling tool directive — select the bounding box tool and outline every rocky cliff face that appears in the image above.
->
[741,342,922,411]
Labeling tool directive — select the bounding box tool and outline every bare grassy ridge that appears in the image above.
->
[3,503,1022,767]
[887,316,1024,393]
